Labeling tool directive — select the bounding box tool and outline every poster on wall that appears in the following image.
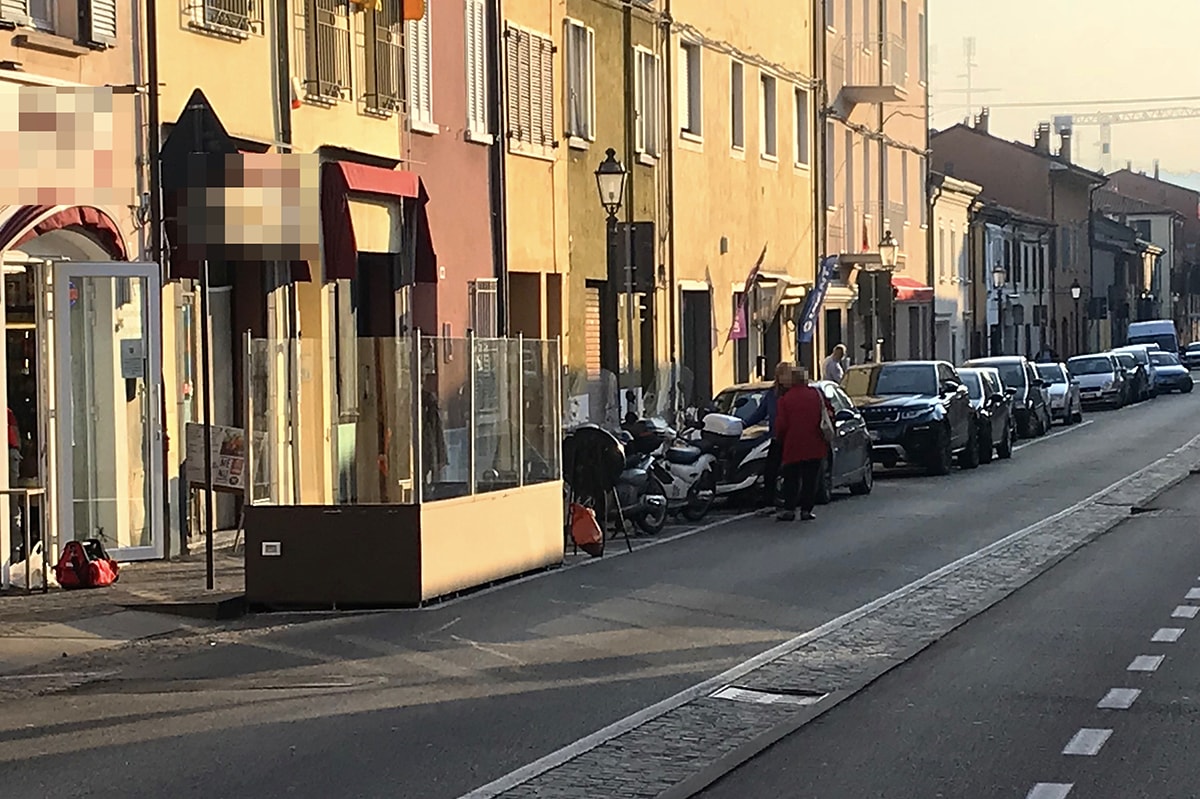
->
[185,423,263,494]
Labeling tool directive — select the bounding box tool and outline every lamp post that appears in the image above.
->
[595,148,631,384]
[870,231,899,363]
[1070,278,1082,356]
[992,263,1007,355]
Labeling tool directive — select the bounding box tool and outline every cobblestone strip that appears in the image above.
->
[477,440,1200,799]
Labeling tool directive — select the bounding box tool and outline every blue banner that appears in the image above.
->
[798,256,840,344]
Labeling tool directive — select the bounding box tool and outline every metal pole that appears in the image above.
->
[468,331,477,496]
[200,259,214,591]
[623,219,635,384]
[244,329,254,508]
[997,287,1005,355]
[516,333,524,488]
[1075,297,1081,356]
[413,329,424,504]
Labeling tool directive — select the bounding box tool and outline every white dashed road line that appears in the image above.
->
[1128,654,1165,672]
[1185,587,1200,600]
[1152,627,1185,643]
[1171,605,1199,619]
[1026,783,1074,799]
[1061,728,1113,756]
[1013,420,1094,452]
[1096,688,1141,710]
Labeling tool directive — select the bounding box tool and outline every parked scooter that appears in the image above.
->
[655,412,763,520]
[613,429,669,534]
[563,424,668,537]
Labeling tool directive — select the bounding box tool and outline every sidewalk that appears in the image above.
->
[0,530,245,675]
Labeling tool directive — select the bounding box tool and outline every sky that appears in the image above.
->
[928,0,1200,190]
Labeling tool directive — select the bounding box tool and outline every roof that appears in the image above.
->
[1095,190,1183,219]
[975,199,1056,229]
[931,124,1108,185]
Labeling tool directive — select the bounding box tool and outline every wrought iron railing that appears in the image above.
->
[363,1,402,113]
[188,0,263,36]
[299,0,351,103]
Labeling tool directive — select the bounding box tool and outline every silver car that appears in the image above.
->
[1035,362,1083,425]
[1068,354,1125,409]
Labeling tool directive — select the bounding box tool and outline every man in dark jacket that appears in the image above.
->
[745,362,793,516]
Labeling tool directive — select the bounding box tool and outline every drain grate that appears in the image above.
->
[710,685,828,707]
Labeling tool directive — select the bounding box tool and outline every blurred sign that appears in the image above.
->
[185,423,265,494]
[119,338,144,379]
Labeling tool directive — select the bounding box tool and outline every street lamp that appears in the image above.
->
[595,148,635,389]
[992,264,1007,355]
[1070,279,1082,356]
[879,230,899,269]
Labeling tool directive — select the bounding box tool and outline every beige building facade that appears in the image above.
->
[670,0,815,403]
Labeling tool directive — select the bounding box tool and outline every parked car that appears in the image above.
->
[1111,345,1155,401]
[1182,342,1200,371]
[1148,350,1194,394]
[1126,319,1179,357]
[963,356,1052,438]
[1108,347,1147,400]
[812,380,875,503]
[958,367,1015,463]
[842,361,977,476]
[1068,354,1126,409]
[1035,362,1084,425]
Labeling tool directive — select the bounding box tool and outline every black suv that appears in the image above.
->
[963,356,1052,438]
[842,361,978,476]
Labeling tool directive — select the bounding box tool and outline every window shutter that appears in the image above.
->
[0,0,30,25]
[537,35,553,146]
[528,33,543,144]
[585,27,595,139]
[678,44,691,132]
[82,0,118,46]
[517,30,532,142]
[505,27,520,139]
[634,53,645,153]
[565,23,580,137]
[465,0,487,133]
[406,16,432,122]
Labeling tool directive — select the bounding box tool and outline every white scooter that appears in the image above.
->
[653,413,750,521]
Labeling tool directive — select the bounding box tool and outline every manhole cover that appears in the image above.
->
[710,685,828,707]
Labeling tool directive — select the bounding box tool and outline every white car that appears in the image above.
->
[1035,362,1083,425]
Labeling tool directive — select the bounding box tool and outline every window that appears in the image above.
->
[900,150,909,221]
[824,0,834,28]
[301,0,353,103]
[504,25,556,151]
[938,226,946,281]
[28,0,51,30]
[679,41,702,137]
[634,48,660,157]
[960,232,969,282]
[564,19,595,142]
[465,0,489,136]
[760,72,777,159]
[364,1,403,114]
[730,60,745,150]
[918,13,927,83]
[406,8,433,127]
[189,0,264,36]
[794,86,809,165]
[918,156,928,226]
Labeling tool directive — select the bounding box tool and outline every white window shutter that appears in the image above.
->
[505,27,520,139]
[517,30,532,142]
[634,53,645,153]
[466,0,487,133]
[82,0,118,46]
[586,27,596,139]
[406,15,432,124]
[0,0,30,25]
[539,36,554,146]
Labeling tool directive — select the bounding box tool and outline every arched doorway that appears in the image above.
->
[1,208,163,581]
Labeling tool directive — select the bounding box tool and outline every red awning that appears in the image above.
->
[892,275,933,303]
[0,205,127,260]
[321,160,437,282]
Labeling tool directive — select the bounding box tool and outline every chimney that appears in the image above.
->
[1154,159,1160,180]
[1033,123,1052,154]
[1126,160,1133,171]
[975,107,990,134]
[1059,129,1072,163]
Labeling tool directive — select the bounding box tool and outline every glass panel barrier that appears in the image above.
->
[421,337,471,501]
[473,338,521,493]
[522,338,561,484]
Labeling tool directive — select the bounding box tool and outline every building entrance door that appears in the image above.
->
[54,262,163,560]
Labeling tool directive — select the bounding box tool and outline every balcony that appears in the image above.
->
[829,34,908,111]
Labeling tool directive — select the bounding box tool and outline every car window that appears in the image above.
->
[1025,363,1040,385]
[821,383,851,412]
[986,362,1025,389]
[834,386,856,410]
[1150,352,1179,367]
[937,364,958,386]
[1115,353,1136,368]
[1068,357,1113,376]
[962,374,982,400]
[843,364,938,396]
[716,389,767,423]
[1035,364,1065,384]
[1188,343,1200,352]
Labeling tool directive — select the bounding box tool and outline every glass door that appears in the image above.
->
[54,263,163,560]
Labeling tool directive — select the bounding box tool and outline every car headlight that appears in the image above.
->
[900,407,936,421]
[1101,379,1113,390]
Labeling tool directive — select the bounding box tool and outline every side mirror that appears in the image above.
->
[733,397,749,409]
[940,380,958,395]
[834,408,856,423]
[989,392,1005,404]
[1004,387,1018,397]
[1031,378,1046,389]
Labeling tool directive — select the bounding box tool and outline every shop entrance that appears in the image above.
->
[52,262,164,560]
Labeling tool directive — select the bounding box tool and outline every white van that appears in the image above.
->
[1126,320,1179,355]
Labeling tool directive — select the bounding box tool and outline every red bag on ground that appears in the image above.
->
[569,502,604,558]
[54,539,120,590]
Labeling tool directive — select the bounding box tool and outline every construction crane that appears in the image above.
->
[1053,107,1200,173]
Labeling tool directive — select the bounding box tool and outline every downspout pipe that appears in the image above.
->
[488,0,510,334]
[145,0,162,271]
[663,0,677,421]
[1087,181,1103,352]
[274,0,292,153]
[811,0,827,373]
[927,176,943,359]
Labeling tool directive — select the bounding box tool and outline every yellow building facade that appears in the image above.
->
[669,1,816,404]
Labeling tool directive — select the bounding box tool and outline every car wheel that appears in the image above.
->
[849,458,874,496]
[1184,381,1194,394]
[979,425,994,464]
[815,457,834,505]
[997,421,1014,460]
[928,426,953,476]
[958,423,981,470]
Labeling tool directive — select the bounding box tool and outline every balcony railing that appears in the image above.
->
[295,0,352,104]
[829,34,908,106]
[187,0,263,38]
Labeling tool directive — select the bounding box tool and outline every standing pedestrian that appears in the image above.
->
[822,344,848,384]
[775,367,833,522]
[745,362,793,517]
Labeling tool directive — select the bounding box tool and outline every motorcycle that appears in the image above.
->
[655,412,764,521]
[612,429,669,535]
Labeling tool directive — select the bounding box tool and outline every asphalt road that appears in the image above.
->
[1,389,1198,799]
[700,467,1200,799]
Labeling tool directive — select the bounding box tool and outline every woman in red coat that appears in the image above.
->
[774,367,831,521]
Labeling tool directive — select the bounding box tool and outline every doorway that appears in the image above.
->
[680,289,712,409]
[54,262,163,560]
